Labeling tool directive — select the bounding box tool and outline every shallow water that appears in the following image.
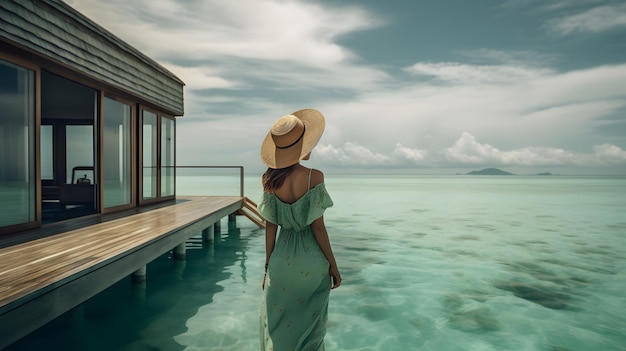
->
[6,175,626,351]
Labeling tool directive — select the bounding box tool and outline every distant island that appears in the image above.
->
[466,168,514,175]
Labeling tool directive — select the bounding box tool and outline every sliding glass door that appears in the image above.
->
[40,70,97,223]
[103,97,133,209]
[161,117,175,197]
[140,108,175,203]
[142,110,158,201]
[0,59,36,229]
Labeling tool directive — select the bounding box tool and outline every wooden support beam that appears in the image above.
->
[236,197,266,228]
[132,265,146,283]
[214,219,221,234]
[173,242,186,260]
[202,226,214,242]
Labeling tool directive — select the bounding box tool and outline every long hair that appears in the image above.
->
[262,165,295,193]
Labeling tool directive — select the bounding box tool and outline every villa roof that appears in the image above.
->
[0,0,184,115]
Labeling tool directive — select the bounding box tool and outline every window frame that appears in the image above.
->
[138,105,176,205]
[0,53,41,234]
[100,93,137,213]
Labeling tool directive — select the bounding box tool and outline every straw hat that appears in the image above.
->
[261,108,326,169]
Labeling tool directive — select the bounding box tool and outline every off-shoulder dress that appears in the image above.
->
[258,174,334,351]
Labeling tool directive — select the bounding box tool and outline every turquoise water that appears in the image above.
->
[6,175,626,351]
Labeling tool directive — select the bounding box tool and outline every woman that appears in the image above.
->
[258,108,342,351]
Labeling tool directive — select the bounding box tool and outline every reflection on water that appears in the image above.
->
[6,176,626,351]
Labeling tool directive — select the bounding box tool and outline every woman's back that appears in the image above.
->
[273,165,323,205]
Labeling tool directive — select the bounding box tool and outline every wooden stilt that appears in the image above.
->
[202,226,214,242]
[132,265,146,283]
[214,219,221,234]
[174,242,186,260]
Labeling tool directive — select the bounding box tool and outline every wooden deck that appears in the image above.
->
[0,196,244,349]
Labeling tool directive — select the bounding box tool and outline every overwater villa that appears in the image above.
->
[0,0,262,348]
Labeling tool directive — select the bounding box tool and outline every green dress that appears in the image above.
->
[258,182,334,351]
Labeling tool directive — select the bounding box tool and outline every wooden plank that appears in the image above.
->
[0,196,241,310]
[243,197,264,218]
[237,197,265,228]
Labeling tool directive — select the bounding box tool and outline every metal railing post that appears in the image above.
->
[240,167,244,197]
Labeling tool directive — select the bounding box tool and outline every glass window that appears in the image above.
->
[142,110,158,200]
[0,59,35,227]
[66,125,94,184]
[161,117,175,197]
[41,125,53,180]
[103,98,132,208]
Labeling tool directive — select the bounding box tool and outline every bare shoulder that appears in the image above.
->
[309,168,325,188]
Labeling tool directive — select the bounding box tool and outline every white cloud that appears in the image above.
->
[315,142,429,167]
[316,142,392,166]
[67,0,390,110]
[392,143,428,162]
[405,62,553,84]
[163,64,238,90]
[549,3,626,35]
[459,49,559,67]
[312,133,626,169]
[73,0,364,63]
[172,55,626,170]
[321,62,626,155]
[444,132,626,166]
[444,132,578,165]
[64,2,626,173]
[593,143,626,164]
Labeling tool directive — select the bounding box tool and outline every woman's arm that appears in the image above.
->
[263,221,278,289]
[311,216,342,289]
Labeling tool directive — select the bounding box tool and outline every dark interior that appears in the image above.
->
[41,71,98,223]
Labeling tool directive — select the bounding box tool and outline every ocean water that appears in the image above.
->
[6,175,626,351]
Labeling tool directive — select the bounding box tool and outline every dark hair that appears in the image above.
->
[262,165,295,193]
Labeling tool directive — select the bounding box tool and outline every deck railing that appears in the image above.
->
[175,166,245,197]
[175,166,265,228]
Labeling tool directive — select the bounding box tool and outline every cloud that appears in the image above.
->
[164,64,239,90]
[322,61,626,156]
[315,142,428,167]
[316,142,391,166]
[593,143,626,164]
[548,3,626,35]
[68,0,391,131]
[65,1,626,174]
[405,62,553,84]
[444,132,626,166]
[393,143,428,162]
[458,49,560,67]
[444,132,576,165]
[72,0,362,63]
[312,133,626,169]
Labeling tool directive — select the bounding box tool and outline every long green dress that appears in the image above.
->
[258,182,334,351]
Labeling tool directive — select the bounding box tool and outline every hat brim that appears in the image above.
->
[261,109,325,169]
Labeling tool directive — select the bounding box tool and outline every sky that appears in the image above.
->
[67,0,626,175]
